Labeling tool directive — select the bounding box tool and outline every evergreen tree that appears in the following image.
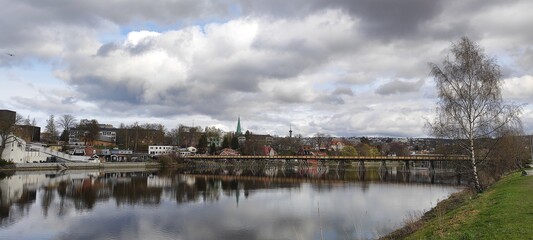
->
[209,142,217,155]
[221,134,231,149]
[231,135,239,150]
[197,134,208,154]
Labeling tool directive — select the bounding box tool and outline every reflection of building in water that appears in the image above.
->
[147,175,172,188]
[263,167,275,177]
[0,174,45,205]
[178,175,196,186]
[0,171,106,207]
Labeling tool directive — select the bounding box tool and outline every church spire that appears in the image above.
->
[236,117,242,135]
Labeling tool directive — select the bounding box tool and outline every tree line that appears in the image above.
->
[17,112,403,157]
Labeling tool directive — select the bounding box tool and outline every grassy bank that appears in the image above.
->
[388,172,533,239]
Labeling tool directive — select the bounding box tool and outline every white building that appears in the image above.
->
[1,136,49,163]
[148,145,199,157]
[68,120,117,146]
[1,134,26,163]
[148,145,178,156]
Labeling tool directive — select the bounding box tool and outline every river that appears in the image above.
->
[0,165,463,240]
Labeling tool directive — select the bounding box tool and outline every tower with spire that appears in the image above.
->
[236,117,242,135]
[289,124,293,138]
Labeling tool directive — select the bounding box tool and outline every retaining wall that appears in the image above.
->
[13,162,160,171]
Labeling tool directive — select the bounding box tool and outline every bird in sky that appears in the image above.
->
[6,53,14,57]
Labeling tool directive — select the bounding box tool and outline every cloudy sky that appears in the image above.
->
[1,0,533,137]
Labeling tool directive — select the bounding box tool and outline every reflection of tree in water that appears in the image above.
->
[221,179,240,205]
[41,186,54,217]
[0,187,36,227]
[113,178,162,206]
[173,177,222,203]
[185,163,460,184]
[0,204,21,228]
[0,205,9,221]
[71,178,98,210]
[175,179,201,203]
[0,171,14,180]
[0,167,464,227]
[56,181,69,217]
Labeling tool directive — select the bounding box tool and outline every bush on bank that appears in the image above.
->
[0,159,15,168]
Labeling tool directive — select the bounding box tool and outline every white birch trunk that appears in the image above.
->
[470,137,482,192]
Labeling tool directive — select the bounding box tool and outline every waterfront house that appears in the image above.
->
[329,138,346,151]
[1,136,48,163]
[148,145,178,156]
[263,146,276,156]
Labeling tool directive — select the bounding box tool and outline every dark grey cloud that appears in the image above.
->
[61,96,77,104]
[376,79,425,95]
[239,0,533,45]
[96,43,119,57]
[191,54,320,94]
[65,72,240,119]
[3,0,230,28]
[332,87,353,96]
[11,95,87,118]
[238,0,444,40]
[71,75,144,104]
[516,47,533,75]
[339,0,445,40]
[320,95,345,105]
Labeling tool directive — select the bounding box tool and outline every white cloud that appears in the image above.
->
[503,75,533,101]
[2,0,533,136]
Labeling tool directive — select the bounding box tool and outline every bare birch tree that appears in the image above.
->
[428,37,521,192]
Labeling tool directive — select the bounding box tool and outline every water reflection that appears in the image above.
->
[0,166,462,240]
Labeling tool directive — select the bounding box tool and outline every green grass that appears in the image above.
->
[406,172,533,239]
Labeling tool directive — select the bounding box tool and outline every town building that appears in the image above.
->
[329,138,347,151]
[69,120,117,146]
[1,135,48,163]
[100,148,134,161]
[15,125,41,142]
[115,127,164,152]
[0,109,16,127]
[148,145,178,156]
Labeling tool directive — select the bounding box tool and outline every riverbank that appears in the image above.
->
[383,171,533,239]
[0,162,161,171]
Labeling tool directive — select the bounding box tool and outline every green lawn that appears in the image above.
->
[406,172,533,239]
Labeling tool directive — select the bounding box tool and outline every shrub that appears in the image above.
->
[0,159,15,168]
[157,155,176,168]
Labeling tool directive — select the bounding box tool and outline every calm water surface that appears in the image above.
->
[0,165,463,240]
